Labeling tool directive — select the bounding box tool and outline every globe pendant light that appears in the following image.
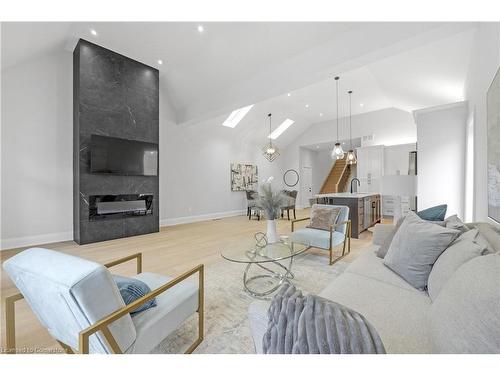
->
[346,90,357,165]
[262,113,280,162]
[331,76,345,160]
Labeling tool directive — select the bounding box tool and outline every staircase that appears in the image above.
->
[320,157,351,194]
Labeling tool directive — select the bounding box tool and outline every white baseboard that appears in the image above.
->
[1,231,73,251]
[160,209,246,227]
[1,210,247,251]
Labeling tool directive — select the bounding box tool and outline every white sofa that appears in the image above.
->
[249,222,500,354]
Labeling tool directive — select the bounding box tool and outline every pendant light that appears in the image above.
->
[331,76,345,160]
[262,113,280,162]
[345,90,357,165]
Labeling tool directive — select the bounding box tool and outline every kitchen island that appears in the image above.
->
[315,193,381,238]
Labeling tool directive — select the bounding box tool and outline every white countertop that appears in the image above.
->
[315,192,378,198]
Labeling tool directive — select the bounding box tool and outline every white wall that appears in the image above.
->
[464,23,500,224]
[1,51,73,249]
[414,102,468,218]
[159,112,283,225]
[1,50,283,249]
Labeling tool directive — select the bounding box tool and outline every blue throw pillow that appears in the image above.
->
[417,204,447,221]
[113,275,157,315]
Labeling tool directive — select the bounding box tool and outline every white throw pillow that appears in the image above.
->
[383,211,460,290]
[427,228,488,301]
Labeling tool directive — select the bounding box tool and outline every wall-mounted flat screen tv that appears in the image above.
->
[90,135,158,176]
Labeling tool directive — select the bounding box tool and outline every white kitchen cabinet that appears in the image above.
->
[382,195,396,216]
[400,196,411,215]
[382,195,411,217]
[356,145,384,193]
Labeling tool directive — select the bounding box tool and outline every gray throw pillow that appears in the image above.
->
[427,229,488,301]
[444,215,469,234]
[383,211,460,290]
[466,222,500,253]
[375,217,405,258]
[432,221,446,227]
[308,206,341,231]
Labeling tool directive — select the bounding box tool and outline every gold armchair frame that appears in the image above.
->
[4,252,204,354]
[292,217,351,265]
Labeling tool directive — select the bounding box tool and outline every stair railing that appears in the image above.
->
[335,161,350,193]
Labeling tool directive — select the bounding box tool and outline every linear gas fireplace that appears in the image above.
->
[89,194,154,221]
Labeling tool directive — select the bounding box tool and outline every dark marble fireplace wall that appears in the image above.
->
[73,39,159,244]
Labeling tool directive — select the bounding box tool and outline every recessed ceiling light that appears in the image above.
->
[90,29,97,36]
[269,119,295,140]
[305,104,309,108]
[360,103,364,107]
[197,25,204,33]
[287,93,291,97]
[222,104,254,128]
[158,60,163,65]
[316,145,320,149]
[319,113,323,117]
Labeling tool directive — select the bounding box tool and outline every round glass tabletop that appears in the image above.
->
[221,235,308,264]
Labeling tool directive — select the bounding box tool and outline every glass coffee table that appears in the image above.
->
[221,233,308,298]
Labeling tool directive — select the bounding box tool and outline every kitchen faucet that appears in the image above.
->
[350,178,360,194]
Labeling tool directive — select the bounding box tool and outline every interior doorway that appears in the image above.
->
[301,166,313,207]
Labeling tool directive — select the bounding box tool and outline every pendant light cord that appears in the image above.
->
[268,113,272,146]
[335,77,339,142]
[348,90,352,149]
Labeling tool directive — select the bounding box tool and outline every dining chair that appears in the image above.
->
[280,190,298,220]
[246,190,261,220]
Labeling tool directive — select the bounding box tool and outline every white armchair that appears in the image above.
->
[3,248,204,354]
[290,204,351,265]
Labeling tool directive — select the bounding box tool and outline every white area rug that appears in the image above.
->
[153,253,348,354]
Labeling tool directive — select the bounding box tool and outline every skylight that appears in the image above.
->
[269,119,295,140]
[222,104,254,128]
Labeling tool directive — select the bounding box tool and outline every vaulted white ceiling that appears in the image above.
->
[1,22,478,148]
[239,28,475,148]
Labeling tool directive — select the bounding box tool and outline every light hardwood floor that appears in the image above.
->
[0,208,376,353]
